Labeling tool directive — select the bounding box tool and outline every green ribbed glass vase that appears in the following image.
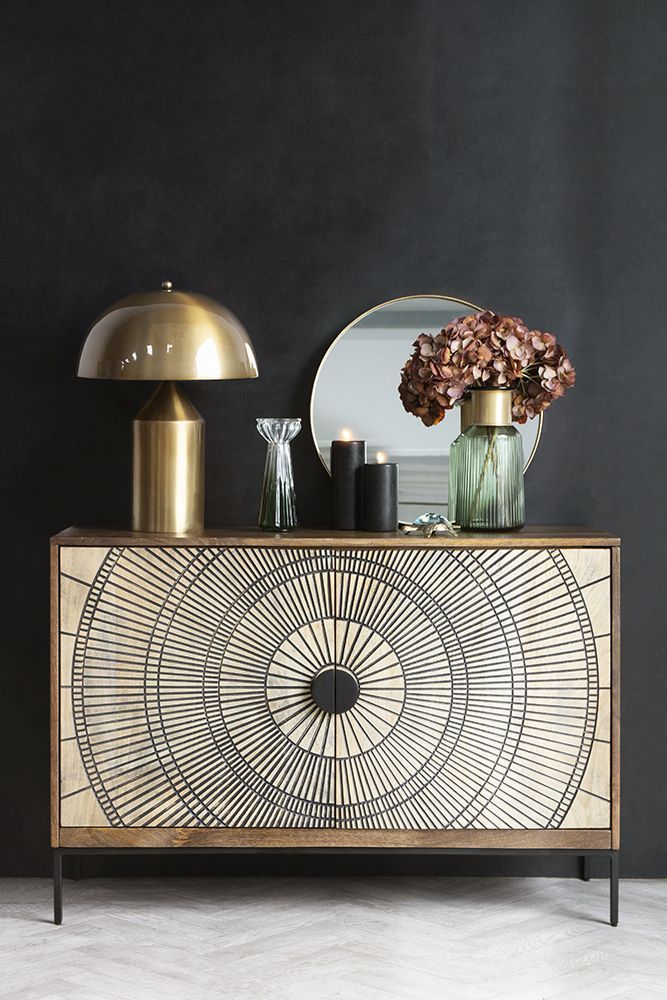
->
[447,433,462,522]
[450,393,525,530]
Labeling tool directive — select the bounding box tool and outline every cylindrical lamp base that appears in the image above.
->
[132,381,204,534]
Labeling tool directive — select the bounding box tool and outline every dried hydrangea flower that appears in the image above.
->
[398,311,575,425]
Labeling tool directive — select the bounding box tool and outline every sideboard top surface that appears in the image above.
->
[51,526,620,548]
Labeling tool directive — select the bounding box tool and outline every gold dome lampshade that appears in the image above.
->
[78,281,259,534]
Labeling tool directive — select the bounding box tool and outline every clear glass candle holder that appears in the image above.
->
[257,418,301,531]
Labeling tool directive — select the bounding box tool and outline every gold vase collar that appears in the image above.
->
[469,389,512,427]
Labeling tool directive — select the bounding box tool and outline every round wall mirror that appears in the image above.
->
[311,295,543,522]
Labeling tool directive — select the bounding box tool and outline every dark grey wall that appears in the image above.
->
[1,0,665,876]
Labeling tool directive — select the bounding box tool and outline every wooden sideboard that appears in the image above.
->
[51,527,620,922]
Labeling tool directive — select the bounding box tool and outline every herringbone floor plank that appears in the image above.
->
[1,877,665,999]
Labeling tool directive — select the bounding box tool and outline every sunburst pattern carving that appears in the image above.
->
[66,545,608,829]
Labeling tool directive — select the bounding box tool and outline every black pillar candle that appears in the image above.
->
[362,456,398,532]
[331,438,366,529]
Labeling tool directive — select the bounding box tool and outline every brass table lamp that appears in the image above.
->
[78,281,259,534]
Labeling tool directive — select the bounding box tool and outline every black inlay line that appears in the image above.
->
[61,785,91,799]
[578,575,611,589]
[579,788,611,802]
[61,572,96,587]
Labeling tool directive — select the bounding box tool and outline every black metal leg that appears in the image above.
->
[46,847,619,926]
[610,852,619,926]
[53,851,63,926]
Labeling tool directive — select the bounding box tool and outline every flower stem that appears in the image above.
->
[469,428,498,524]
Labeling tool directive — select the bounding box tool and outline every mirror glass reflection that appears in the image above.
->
[311,295,542,522]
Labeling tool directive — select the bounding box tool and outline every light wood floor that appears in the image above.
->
[1,877,665,999]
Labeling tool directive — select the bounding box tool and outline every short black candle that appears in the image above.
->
[362,460,398,532]
[331,438,366,530]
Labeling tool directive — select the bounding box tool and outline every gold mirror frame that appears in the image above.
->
[310,294,543,475]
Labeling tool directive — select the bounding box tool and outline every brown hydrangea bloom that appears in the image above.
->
[398,311,575,425]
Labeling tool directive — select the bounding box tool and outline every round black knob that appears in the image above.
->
[310,665,359,714]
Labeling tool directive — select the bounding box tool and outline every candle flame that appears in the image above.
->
[340,428,353,441]
[376,451,387,464]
